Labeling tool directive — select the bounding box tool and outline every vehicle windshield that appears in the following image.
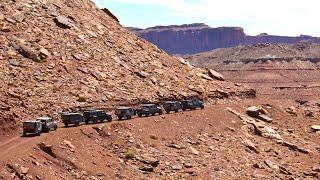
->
[116,109,123,113]
[23,122,36,128]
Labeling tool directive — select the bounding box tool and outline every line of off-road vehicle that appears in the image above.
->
[22,99,204,136]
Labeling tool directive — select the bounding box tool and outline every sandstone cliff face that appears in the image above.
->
[132,24,320,55]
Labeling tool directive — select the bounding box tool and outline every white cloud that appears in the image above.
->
[100,0,320,36]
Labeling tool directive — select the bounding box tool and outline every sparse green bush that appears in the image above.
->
[124,149,135,159]
[77,95,87,102]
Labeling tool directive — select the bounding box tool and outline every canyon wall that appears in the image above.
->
[131,23,320,55]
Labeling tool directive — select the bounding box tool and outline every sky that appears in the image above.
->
[93,0,320,36]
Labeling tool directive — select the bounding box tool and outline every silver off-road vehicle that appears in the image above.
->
[115,107,135,120]
[37,117,58,133]
[163,101,182,114]
[136,104,163,117]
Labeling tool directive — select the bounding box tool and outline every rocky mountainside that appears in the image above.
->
[131,23,320,55]
[0,0,253,134]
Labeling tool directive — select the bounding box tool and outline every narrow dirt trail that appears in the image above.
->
[0,136,36,163]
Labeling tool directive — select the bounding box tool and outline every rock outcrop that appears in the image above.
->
[131,23,320,55]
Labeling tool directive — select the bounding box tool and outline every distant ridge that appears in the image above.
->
[131,23,320,55]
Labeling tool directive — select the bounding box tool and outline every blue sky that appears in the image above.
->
[93,0,320,36]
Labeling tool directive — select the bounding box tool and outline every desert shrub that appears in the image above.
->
[77,95,86,102]
[124,149,135,159]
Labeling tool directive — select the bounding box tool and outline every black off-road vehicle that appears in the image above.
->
[23,120,42,136]
[163,101,182,114]
[83,109,112,124]
[136,104,163,117]
[181,99,204,111]
[115,107,135,120]
[37,117,58,133]
[61,112,83,127]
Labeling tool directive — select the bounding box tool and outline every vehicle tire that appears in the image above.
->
[75,122,80,126]
[175,110,179,113]
[166,111,170,114]
[23,132,27,137]
[138,114,142,117]
[118,116,122,120]
[54,125,57,131]
[146,113,150,117]
[36,132,41,136]
[108,118,112,122]
[159,111,163,115]
[182,108,186,111]
[127,115,131,120]
[64,123,68,127]
[85,121,89,124]
[201,105,204,109]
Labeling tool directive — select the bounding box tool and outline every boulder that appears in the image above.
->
[243,139,259,153]
[200,74,213,81]
[179,57,191,66]
[38,142,55,157]
[258,114,273,123]
[13,13,25,23]
[207,69,225,81]
[171,164,183,170]
[247,106,272,122]
[264,160,279,171]
[39,48,50,58]
[281,141,310,154]
[63,140,75,152]
[311,125,320,132]
[20,167,29,174]
[91,71,104,81]
[189,146,199,155]
[134,71,149,78]
[54,16,72,29]
[139,165,154,172]
[285,107,297,116]
[8,59,19,66]
[139,155,159,167]
[77,67,88,74]
[15,44,40,62]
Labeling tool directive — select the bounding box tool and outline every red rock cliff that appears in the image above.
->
[132,23,320,55]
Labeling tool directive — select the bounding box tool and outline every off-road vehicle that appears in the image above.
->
[181,99,204,111]
[136,104,163,117]
[23,120,42,136]
[163,101,182,114]
[83,109,112,124]
[61,112,83,127]
[115,107,135,120]
[37,117,58,133]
